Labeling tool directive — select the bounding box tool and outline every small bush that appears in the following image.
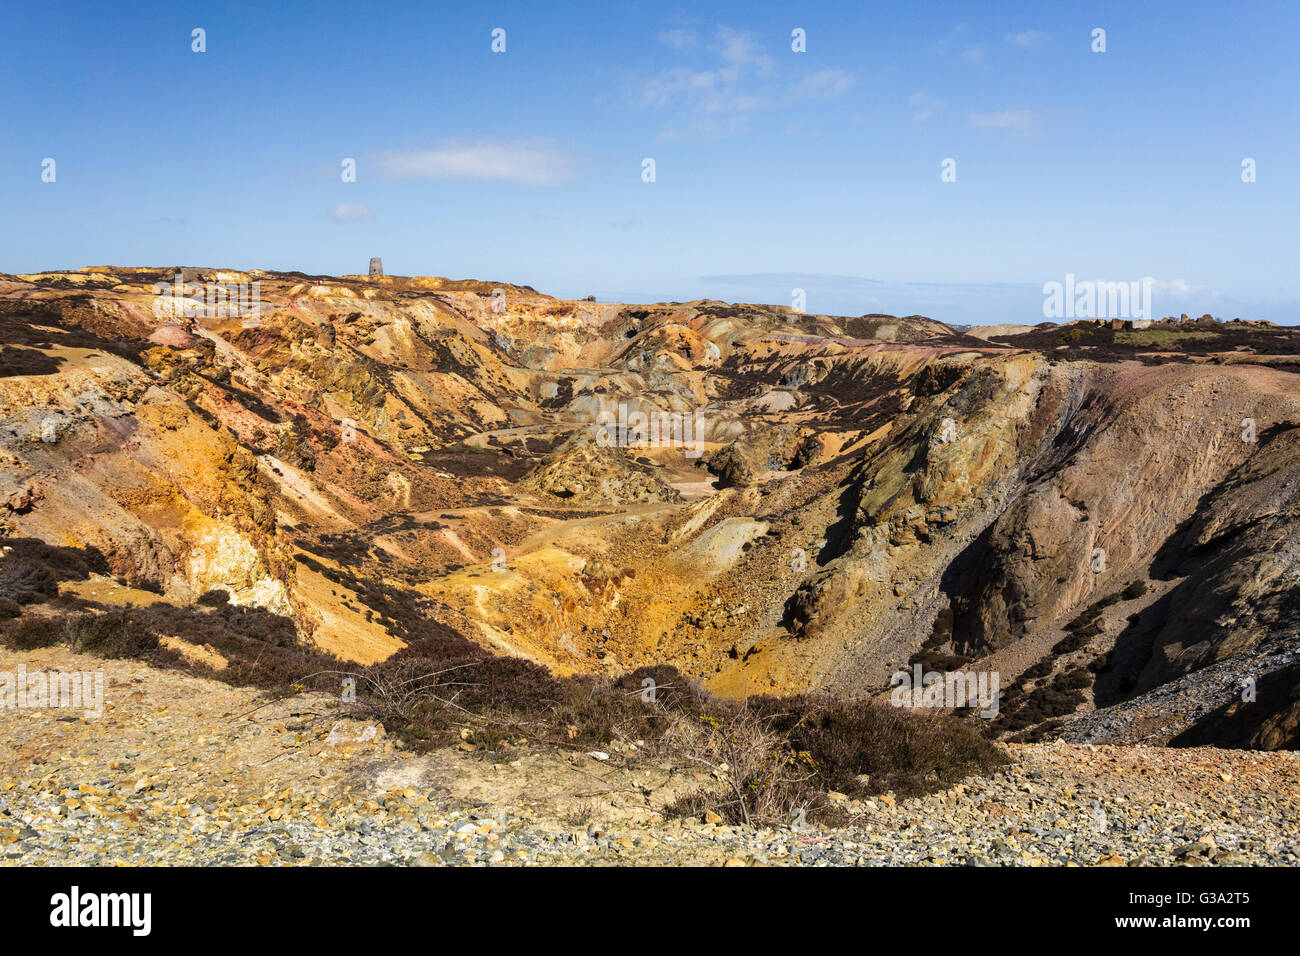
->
[0,538,106,605]
[1063,610,1096,632]
[1022,658,1054,681]
[1058,667,1093,691]
[773,697,1006,798]
[667,696,1007,826]
[1121,580,1149,601]
[63,611,158,658]
[614,665,707,714]
[1053,630,1091,654]
[2,615,62,649]
[907,649,972,671]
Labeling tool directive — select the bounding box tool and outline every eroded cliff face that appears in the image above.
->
[2,266,1297,745]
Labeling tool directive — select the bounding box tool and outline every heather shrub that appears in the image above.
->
[62,611,158,658]
[1059,667,1093,691]
[666,694,1007,826]
[197,589,231,607]
[1121,580,1149,600]
[1022,658,1054,681]
[0,538,105,605]
[2,614,62,649]
[1053,630,1092,654]
[908,649,972,671]
[615,664,708,714]
[755,695,1006,797]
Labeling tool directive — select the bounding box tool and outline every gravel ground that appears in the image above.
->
[2,646,1297,866]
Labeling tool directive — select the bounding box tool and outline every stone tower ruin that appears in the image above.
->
[369,257,383,277]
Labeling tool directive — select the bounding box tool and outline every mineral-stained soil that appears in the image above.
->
[2,267,1299,753]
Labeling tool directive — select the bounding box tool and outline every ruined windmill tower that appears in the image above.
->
[369,257,383,278]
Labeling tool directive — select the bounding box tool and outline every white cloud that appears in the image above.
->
[640,66,755,113]
[960,45,987,65]
[797,69,854,99]
[927,22,969,57]
[637,29,770,138]
[659,28,698,50]
[909,91,944,124]
[1006,30,1049,50]
[968,109,1040,134]
[1146,278,1213,298]
[329,203,373,223]
[717,26,774,73]
[637,26,851,139]
[374,141,574,186]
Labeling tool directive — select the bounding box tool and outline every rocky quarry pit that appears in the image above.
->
[2,266,1299,752]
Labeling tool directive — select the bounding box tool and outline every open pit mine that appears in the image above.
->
[2,266,1299,750]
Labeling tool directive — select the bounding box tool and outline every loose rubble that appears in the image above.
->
[3,647,1295,866]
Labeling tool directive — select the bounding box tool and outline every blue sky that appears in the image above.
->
[2,0,1297,325]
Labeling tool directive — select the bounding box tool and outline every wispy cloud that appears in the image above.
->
[639,27,771,110]
[716,27,775,73]
[1147,278,1213,298]
[1006,29,1050,50]
[797,69,855,99]
[968,109,1040,134]
[658,28,698,50]
[329,203,373,223]
[374,140,574,186]
[927,22,970,57]
[929,24,993,68]
[909,91,944,124]
[636,26,852,139]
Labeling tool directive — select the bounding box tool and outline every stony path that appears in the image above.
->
[2,647,1297,866]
